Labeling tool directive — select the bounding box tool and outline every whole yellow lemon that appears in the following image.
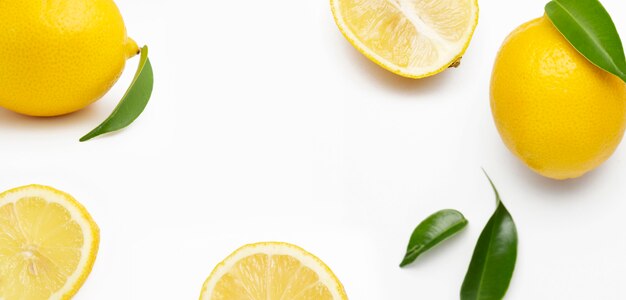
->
[0,0,139,117]
[491,16,626,180]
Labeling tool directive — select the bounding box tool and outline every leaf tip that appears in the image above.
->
[399,251,415,268]
[399,257,414,268]
[481,169,502,204]
[79,133,95,142]
[481,168,494,186]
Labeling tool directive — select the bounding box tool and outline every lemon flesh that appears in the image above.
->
[200,242,348,300]
[0,185,99,300]
[0,0,139,117]
[331,0,478,78]
[491,16,626,179]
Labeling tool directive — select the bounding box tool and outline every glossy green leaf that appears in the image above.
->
[399,209,467,267]
[460,173,518,300]
[546,0,626,82]
[80,46,154,142]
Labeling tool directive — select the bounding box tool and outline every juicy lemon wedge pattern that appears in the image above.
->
[0,185,99,300]
[200,242,348,300]
[331,0,479,78]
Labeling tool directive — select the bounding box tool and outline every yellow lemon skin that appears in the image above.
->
[0,0,139,117]
[491,16,626,180]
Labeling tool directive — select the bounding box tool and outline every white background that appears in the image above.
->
[2,0,626,299]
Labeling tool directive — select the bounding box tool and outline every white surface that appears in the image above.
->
[1,0,625,299]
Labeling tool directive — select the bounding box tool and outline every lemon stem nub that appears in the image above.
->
[125,37,140,58]
[449,58,462,68]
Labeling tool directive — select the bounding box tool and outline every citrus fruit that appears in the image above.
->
[199,242,348,300]
[0,185,99,299]
[0,0,139,117]
[491,16,626,180]
[331,0,479,78]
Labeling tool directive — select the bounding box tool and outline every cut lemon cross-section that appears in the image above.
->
[199,242,348,300]
[331,0,479,78]
[0,185,99,300]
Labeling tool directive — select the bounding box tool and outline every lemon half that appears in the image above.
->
[331,0,479,78]
[200,242,348,300]
[0,185,99,299]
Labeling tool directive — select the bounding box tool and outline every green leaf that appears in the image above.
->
[546,0,626,82]
[80,46,154,142]
[399,209,467,267]
[460,172,518,300]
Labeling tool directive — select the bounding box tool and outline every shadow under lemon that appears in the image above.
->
[0,99,112,132]
[341,41,458,96]
[503,145,606,197]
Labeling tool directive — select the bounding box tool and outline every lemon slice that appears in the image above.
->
[331,0,479,78]
[0,185,99,300]
[199,242,348,300]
